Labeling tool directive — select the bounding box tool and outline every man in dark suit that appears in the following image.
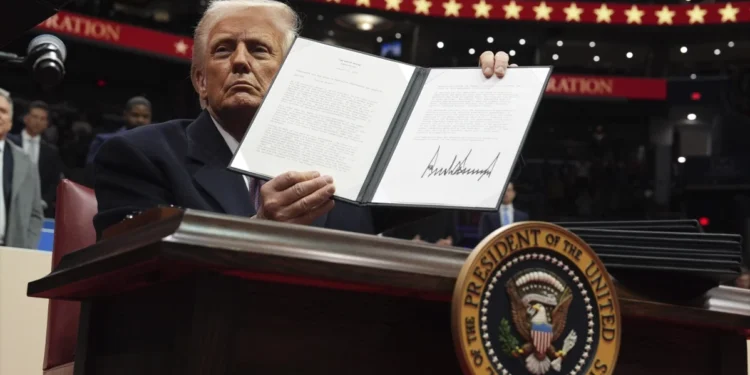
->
[478,182,529,240]
[93,0,515,237]
[7,101,63,218]
[85,96,152,165]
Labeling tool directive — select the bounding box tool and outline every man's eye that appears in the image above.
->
[253,46,269,54]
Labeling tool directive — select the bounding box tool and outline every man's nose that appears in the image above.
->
[231,43,252,74]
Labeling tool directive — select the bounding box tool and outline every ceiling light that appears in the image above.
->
[376,36,383,43]
[469,48,475,55]
[437,41,444,49]
[690,73,697,80]
[317,14,324,21]
[519,38,526,45]
[487,36,494,43]
[593,55,600,62]
[557,40,563,47]
[677,156,686,164]
[328,30,335,36]
[728,41,735,48]
[589,41,596,48]
[714,48,721,55]
[509,50,516,56]
[395,32,402,39]
[552,54,559,60]
[358,22,373,31]
[680,46,688,53]
[626,52,633,59]
[687,113,697,121]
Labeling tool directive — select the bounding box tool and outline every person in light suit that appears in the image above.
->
[0,88,43,248]
[93,0,517,237]
[478,182,528,240]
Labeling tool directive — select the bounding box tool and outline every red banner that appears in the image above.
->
[34,11,667,100]
[545,75,666,100]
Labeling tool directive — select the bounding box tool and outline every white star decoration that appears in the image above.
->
[174,40,189,55]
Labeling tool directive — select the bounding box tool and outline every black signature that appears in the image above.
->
[421,146,500,181]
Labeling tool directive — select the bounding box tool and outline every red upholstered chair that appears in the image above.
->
[43,179,98,375]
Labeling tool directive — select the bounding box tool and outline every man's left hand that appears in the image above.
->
[479,51,518,78]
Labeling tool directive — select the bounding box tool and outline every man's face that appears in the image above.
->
[196,7,286,120]
[124,104,152,128]
[24,107,49,136]
[0,97,11,139]
[502,183,516,204]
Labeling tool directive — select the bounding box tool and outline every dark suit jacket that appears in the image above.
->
[86,127,126,165]
[93,110,430,238]
[478,208,529,240]
[7,133,63,218]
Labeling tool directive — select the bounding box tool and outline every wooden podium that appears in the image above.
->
[28,209,750,375]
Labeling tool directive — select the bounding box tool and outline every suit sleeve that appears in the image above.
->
[478,213,493,241]
[93,136,174,238]
[86,136,104,165]
[26,166,43,247]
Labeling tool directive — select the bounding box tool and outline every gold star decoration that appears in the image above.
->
[385,0,402,11]
[533,1,554,21]
[356,0,370,6]
[443,0,462,17]
[563,2,584,22]
[325,0,340,3]
[686,5,707,24]
[718,3,739,22]
[414,0,432,14]
[473,0,493,18]
[624,5,644,24]
[503,0,523,19]
[593,4,613,23]
[655,5,675,25]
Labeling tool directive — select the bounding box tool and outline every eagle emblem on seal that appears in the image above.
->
[500,269,579,375]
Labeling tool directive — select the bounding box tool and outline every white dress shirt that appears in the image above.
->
[21,129,41,164]
[500,203,514,227]
[210,115,251,190]
[0,139,7,244]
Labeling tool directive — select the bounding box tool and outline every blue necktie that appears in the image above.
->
[502,207,511,226]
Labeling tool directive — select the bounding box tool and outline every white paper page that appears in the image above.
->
[372,67,551,208]
[230,38,416,201]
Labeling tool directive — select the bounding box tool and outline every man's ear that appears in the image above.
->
[191,66,207,102]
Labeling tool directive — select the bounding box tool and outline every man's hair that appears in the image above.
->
[126,96,152,111]
[191,0,300,108]
[28,100,49,113]
[0,88,12,118]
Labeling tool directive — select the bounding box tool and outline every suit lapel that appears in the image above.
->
[187,111,255,217]
[9,143,28,201]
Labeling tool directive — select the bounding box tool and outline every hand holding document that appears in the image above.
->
[229,37,552,211]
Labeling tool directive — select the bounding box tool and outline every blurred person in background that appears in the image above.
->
[91,0,516,238]
[86,96,152,164]
[478,182,529,239]
[0,88,43,248]
[8,100,64,218]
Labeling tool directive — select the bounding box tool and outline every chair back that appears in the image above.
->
[44,179,97,372]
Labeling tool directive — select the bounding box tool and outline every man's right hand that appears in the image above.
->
[256,171,336,225]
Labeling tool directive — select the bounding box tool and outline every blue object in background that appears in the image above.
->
[37,219,54,252]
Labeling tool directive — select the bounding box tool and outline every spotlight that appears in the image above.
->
[677,156,686,164]
[626,51,633,59]
[687,113,697,121]
[487,36,494,43]
[509,50,516,56]
[358,22,373,31]
[690,73,697,80]
[680,46,688,53]
[469,48,475,55]
[728,41,735,48]
[557,40,563,47]
[395,32,402,39]
[437,41,444,49]
[327,30,335,36]
[593,55,600,62]
[317,14,324,21]
[714,49,721,56]
[589,41,595,48]
[376,36,383,43]
[519,38,526,45]
[552,53,559,60]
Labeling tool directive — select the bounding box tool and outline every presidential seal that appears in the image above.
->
[452,222,621,375]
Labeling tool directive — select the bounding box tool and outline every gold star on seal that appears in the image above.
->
[414,0,432,14]
[385,0,402,11]
[593,4,613,23]
[686,5,707,24]
[533,1,554,21]
[503,0,523,19]
[563,2,584,22]
[718,3,739,22]
[624,5,644,24]
[655,5,675,25]
[443,0,463,17]
[473,0,493,18]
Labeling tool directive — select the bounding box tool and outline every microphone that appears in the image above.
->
[26,34,67,87]
[0,33,67,87]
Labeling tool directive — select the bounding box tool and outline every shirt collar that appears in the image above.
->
[0,138,5,152]
[210,114,239,154]
[500,203,513,211]
[22,129,40,142]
